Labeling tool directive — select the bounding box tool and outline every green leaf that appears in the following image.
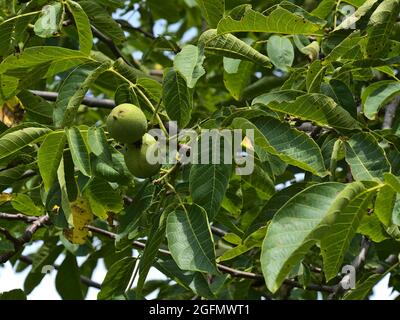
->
[223,60,254,101]
[98,257,136,300]
[345,132,390,181]
[374,185,396,227]
[321,185,376,281]
[34,2,64,38]
[137,78,163,104]
[241,161,276,199]
[362,81,400,120]
[321,79,357,119]
[0,47,89,79]
[0,75,19,103]
[217,4,325,36]
[0,12,38,57]
[79,0,125,44]
[115,83,139,106]
[366,0,400,58]
[0,127,51,161]
[118,182,155,241]
[298,40,320,60]
[344,0,371,7]
[66,0,93,55]
[61,61,111,127]
[66,127,91,177]
[266,94,361,131]
[384,173,400,194]
[87,126,112,163]
[0,289,26,300]
[155,258,215,299]
[311,0,336,19]
[261,182,367,293]
[252,89,304,106]
[0,165,29,189]
[163,68,193,128]
[173,45,205,88]
[306,60,326,93]
[336,0,379,30]
[190,149,232,220]
[53,63,97,127]
[358,212,389,243]
[84,177,123,219]
[324,31,364,62]
[38,131,66,191]
[58,154,72,223]
[218,227,266,262]
[12,193,44,216]
[267,35,294,71]
[95,0,125,10]
[55,252,84,300]
[231,117,327,177]
[136,218,166,296]
[199,29,271,67]
[248,183,311,235]
[166,205,218,274]
[392,195,400,226]
[195,0,224,27]
[17,90,53,125]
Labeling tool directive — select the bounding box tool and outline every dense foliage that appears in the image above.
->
[0,0,400,300]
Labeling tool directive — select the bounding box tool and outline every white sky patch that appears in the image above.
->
[370,274,400,300]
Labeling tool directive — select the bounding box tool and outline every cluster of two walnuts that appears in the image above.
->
[107,104,161,178]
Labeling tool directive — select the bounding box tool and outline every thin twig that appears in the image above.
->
[116,19,155,40]
[91,25,140,69]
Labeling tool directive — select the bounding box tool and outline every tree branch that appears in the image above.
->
[0,215,50,263]
[29,90,116,109]
[382,96,400,130]
[0,212,39,223]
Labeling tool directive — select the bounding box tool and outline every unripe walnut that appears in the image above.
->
[106,103,147,144]
[124,133,161,178]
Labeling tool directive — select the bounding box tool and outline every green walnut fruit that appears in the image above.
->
[107,103,147,144]
[124,133,161,178]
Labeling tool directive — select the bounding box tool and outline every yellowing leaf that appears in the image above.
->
[0,96,24,126]
[63,197,93,244]
[0,193,13,205]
